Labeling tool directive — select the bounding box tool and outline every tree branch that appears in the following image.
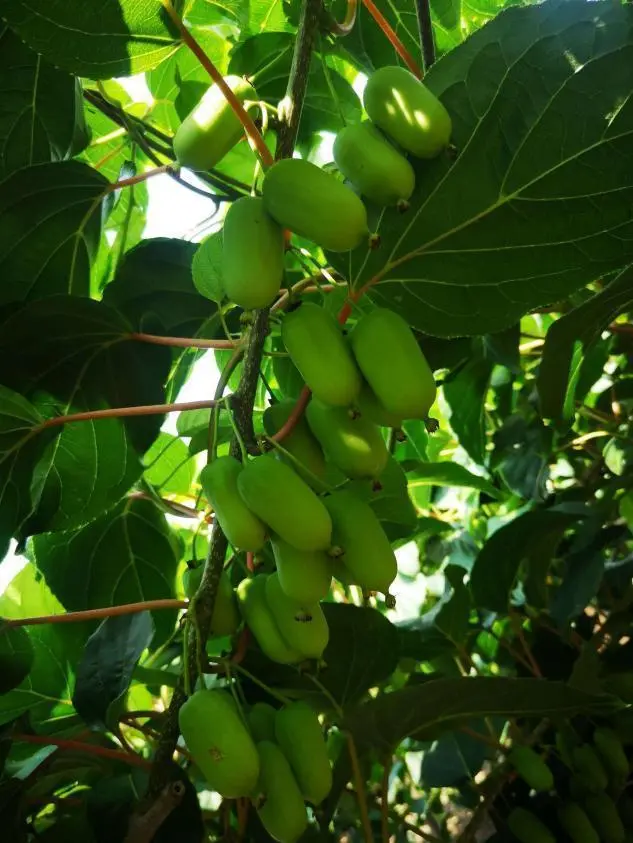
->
[414,0,436,70]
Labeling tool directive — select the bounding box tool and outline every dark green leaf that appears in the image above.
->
[551,551,605,626]
[491,414,550,500]
[420,719,495,787]
[443,352,493,466]
[0,620,34,694]
[346,456,418,541]
[191,232,225,303]
[406,461,500,499]
[400,566,471,651]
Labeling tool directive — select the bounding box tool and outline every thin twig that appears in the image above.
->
[12,733,151,770]
[131,332,239,350]
[327,0,358,36]
[346,732,375,843]
[271,385,311,441]
[124,781,185,843]
[6,599,187,628]
[414,0,436,71]
[40,399,219,430]
[361,0,422,77]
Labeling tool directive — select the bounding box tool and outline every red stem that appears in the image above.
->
[131,332,239,350]
[361,0,422,77]
[40,399,218,430]
[271,385,311,442]
[108,165,171,191]
[12,733,151,770]
[6,599,187,628]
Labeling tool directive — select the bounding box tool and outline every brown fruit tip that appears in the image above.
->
[328,545,345,559]
[368,233,381,250]
[396,199,410,214]
[385,593,397,609]
[424,417,440,434]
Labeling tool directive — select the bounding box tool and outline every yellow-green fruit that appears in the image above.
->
[281,302,362,407]
[593,727,629,788]
[173,76,257,170]
[363,66,452,159]
[507,745,554,792]
[572,743,609,792]
[263,401,327,488]
[237,455,332,551]
[356,382,403,428]
[182,568,240,636]
[236,576,304,665]
[557,802,600,843]
[248,702,278,743]
[222,196,284,310]
[271,538,332,603]
[275,702,333,804]
[200,456,267,551]
[265,572,329,660]
[324,490,397,594]
[0,621,34,693]
[584,792,626,843]
[351,308,436,421]
[178,689,259,797]
[333,121,415,206]
[306,399,389,480]
[262,158,369,252]
[507,807,555,843]
[254,740,308,843]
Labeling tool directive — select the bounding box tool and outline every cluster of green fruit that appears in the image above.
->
[174,66,452,309]
[502,708,633,843]
[179,691,331,842]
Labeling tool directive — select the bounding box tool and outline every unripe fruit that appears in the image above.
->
[236,576,304,665]
[265,572,329,660]
[178,689,259,797]
[572,743,609,792]
[237,455,332,551]
[271,538,333,603]
[182,567,240,636]
[507,807,555,843]
[254,740,308,843]
[363,66,452,159]
[0,620,34,693]
[507,745,554,792]
[356,382,403,428]
[333,122,415,207]
[593,726,629,789]
[350,308,436,421]
[248,702,278,743]
[222,196,284,310]
[173,76,257,171]
[584,792,626,843]
[324,490,397,594]
[557,802,600,843]
[306,400,389,480]
[275,702,333,804]
[263,400,327,488]
[262,158,369,252]
[281,303,362,407]
[200,456,267,551]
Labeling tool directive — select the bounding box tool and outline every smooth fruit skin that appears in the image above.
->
[363,66,452,159]
[271,538,333,603]
[222,196,284,310]
[182,567,239,636]
[333,122,415,206]
[237,455,332,552]
[584,792,626,843]
[200,456,267,551]
[306,399,389,480]
[572,743,609,792]
[557,802,600,843]
[173,76,256,170]
[262,158,369,252]
[281,302,362,407]
[593,726,629,788]
[507,745,554,792]
[263,401,327,488]
[324,490,397,594]
[248,702,278,743]
[275,702,333,805]
[356,382,403,428]
[253,740,308,843]
[264,572,329,659]
[350,308,436,420]
[507,807,555,843]
[237,576,304,665]
[178,689,259,798]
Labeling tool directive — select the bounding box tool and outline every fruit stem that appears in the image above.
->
[107,165,172,191]
[346,731,376,843]
[6,599,187,628]
[414,0,436,70]
[130,332,240,350]
[270,385,312,442]
[39,399,220,430]
[360,0,422,78]
[12,734,151,770]
[159,0,274,168]
[229,662,293,705]
[327,0,358,36]
[264,435,333,493]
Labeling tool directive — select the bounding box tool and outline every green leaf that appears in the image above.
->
[401,566,471,652]
[346,456,418,541]
[443,352,493,466]
[0,0,180,79]
[333,1,633,337]
[0,27,78,180]
[406,461,500,499]
[143,432,196,497]
[0,620,34,694]
[191,232,225,303]
[0,162,107,305]
[32,498,180,645]
[420,719,496,787]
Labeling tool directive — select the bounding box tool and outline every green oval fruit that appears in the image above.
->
[333,122,415,207]
[173,75,257,170]
[356,382,404,428]
[507,807,555,843]
[178,689,259,797]
[248,702,278,743]
[262,158,369,253]
[324,490,397,594]
[557,802,600,843]
[275,702,332,805]
[263,400,327,488]
[254,740,308,843]
[363,66,452,159]
[222,196,284,310]
[236,576,304,665]
[281,302,362,407]
[351,308,436,420]
[593,726,629,788]
[200,456,267,551]
[264,572,329,659]
[0,620,34,694]
[237,455,332,552]
[507,745,554,792]
[182,567,240,636]
[271,538,332,603]
[306,399,389,480]
[572,743,609,793]
[584,792,626,843]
